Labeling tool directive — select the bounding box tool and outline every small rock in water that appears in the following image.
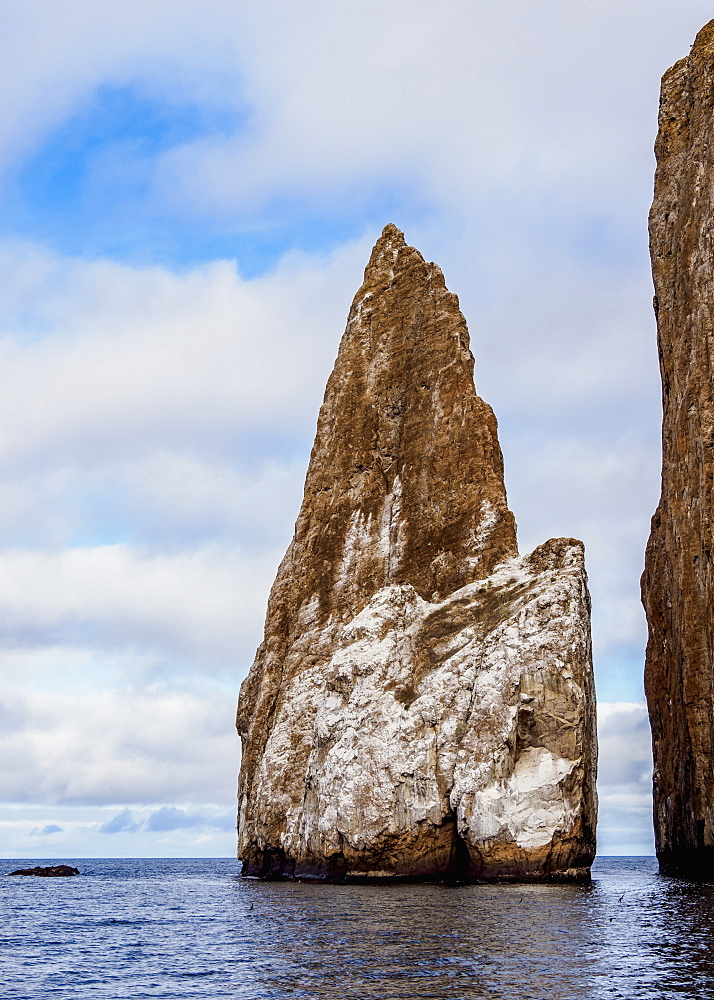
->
[9,865,80,877]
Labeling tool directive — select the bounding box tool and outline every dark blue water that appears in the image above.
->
[2,857,713,998]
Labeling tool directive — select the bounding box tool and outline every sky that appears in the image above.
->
[0,0,710,860]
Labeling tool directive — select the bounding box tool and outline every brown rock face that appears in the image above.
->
[278,224,518,621]
[643,20,714,878]
[237,225,597,881]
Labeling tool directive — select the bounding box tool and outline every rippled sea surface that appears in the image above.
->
[3,857,714,998]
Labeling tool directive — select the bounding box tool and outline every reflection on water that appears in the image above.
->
[2,857,714,998]
[241,878,597,998]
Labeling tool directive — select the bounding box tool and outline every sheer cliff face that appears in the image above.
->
[274,225,518,623]
[644,20,714,876]
[237,225,597,881]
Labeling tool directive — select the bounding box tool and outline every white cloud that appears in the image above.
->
[0,544,277,665]
[114,453,305,548]
[0,239,369,469]
[0,453,307,552]
[0,1,707,221]
[597,702,653,855]
[148,0,712,224]
[0,683,240,806]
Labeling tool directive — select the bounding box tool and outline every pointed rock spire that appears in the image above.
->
[286,223,517,623]
[237,226,596,882]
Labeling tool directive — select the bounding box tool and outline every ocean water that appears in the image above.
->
[2,856,713,999]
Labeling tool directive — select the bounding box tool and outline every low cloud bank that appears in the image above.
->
[101,805,233,835]
[1,691,655,857]
[597,702,653,855]
[0,802,237,859]
[0,683,240,806]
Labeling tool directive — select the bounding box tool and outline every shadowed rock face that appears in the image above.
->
[237,224,597,882]
[643,20,714,878]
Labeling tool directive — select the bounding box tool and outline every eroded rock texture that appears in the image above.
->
[644,20,714,877]
[237,224,597,881]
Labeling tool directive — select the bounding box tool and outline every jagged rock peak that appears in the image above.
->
[286,221,518,624]
[643,19,714,878]
[237,225,597,883]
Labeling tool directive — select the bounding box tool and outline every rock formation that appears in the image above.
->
[643,19,714,878]
[237,224,597,881]
[8,866,79,877]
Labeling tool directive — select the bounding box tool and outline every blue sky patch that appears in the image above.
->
[2,83,427,275]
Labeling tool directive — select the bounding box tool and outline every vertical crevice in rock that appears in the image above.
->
[237,225,597,882]
[643,19,714,879]
[445,825,471,884]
